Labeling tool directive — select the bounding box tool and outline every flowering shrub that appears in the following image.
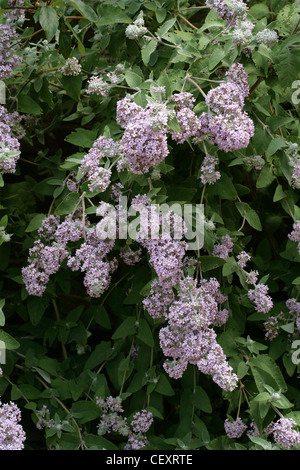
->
[0,0,300,451]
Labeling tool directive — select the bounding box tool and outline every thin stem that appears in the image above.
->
[173,11,198,30]
[186,76,206,98]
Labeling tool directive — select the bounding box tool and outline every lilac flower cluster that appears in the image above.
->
[120,246,142,266]
[0,22,22,80]
[96,396,153,449]
[212,234,233,260]
[248,284,273,314]
[170,92,202,144]
[119,101,169,174]
[67,228,115,298]
[125,410,153,450]
[5,0,26,24]
[224,418,247,439]
[235,250,273,314]
[272,418,300,449]
[159,276,237,390]
[204,64,254,152]
[0,106,22,174]
[0,401,26,450]
[22,213,115,298]
[288,221,300,254]
[206,0,248,27]
[237,251,251,268]
[79,136,119,192]
[200,154,221,185]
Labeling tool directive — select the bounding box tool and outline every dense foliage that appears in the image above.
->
[0,0,300,451]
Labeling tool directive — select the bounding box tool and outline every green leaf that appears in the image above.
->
[59,29,72,59]
[265,137,286,157]
[249,436,273,450]
[112,317,137,340]
[18,95,43,114]
[97,5,131,25]
[27,298,49,326]
[0,330,20,350]
[39,6,59,42]
[60,74,83,101]
[207,172,237,200]
[25,214,46,233]
[156,18,177,38]
[274,41,300,86]
[156,374,175,396]
[69,0,98,22]
[84,342,115,370]
[235,202,262,231]
[54,193,81,216]
[273,184,286,202]
[199,256,226,272]
[125,71,143,88]
[250,355,287,393]
[209,48,224,70]
[70,401,101,424]
[136,319,154,347]
[192,386,212,413]
[141,39,158,66]
[65,128,97,147]
[84,434,118,450]
[256,165,275,189]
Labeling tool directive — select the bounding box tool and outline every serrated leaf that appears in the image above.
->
[125,71,143,88]
[141,39,158,66]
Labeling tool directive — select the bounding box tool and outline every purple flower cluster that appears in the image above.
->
[237,251,251,268]
[224,417,247,439]
[206,0,248,27]
[120,246,142,266]
[170,92,202,144]
[119,101,169,174]
[288,221,300,254]
[159,276,238,390]
[22,213,115,298]
[67,228,115,298]
[0,401,26,450]
[248,283,273,314]
[79,136,118,193]
[204,64,254,152]
[200,154,221,185]
[96,396,153,449]
[0,22,21,80]
[272,418,300,449]
[0,106,21,174]
[212,234,233,260]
